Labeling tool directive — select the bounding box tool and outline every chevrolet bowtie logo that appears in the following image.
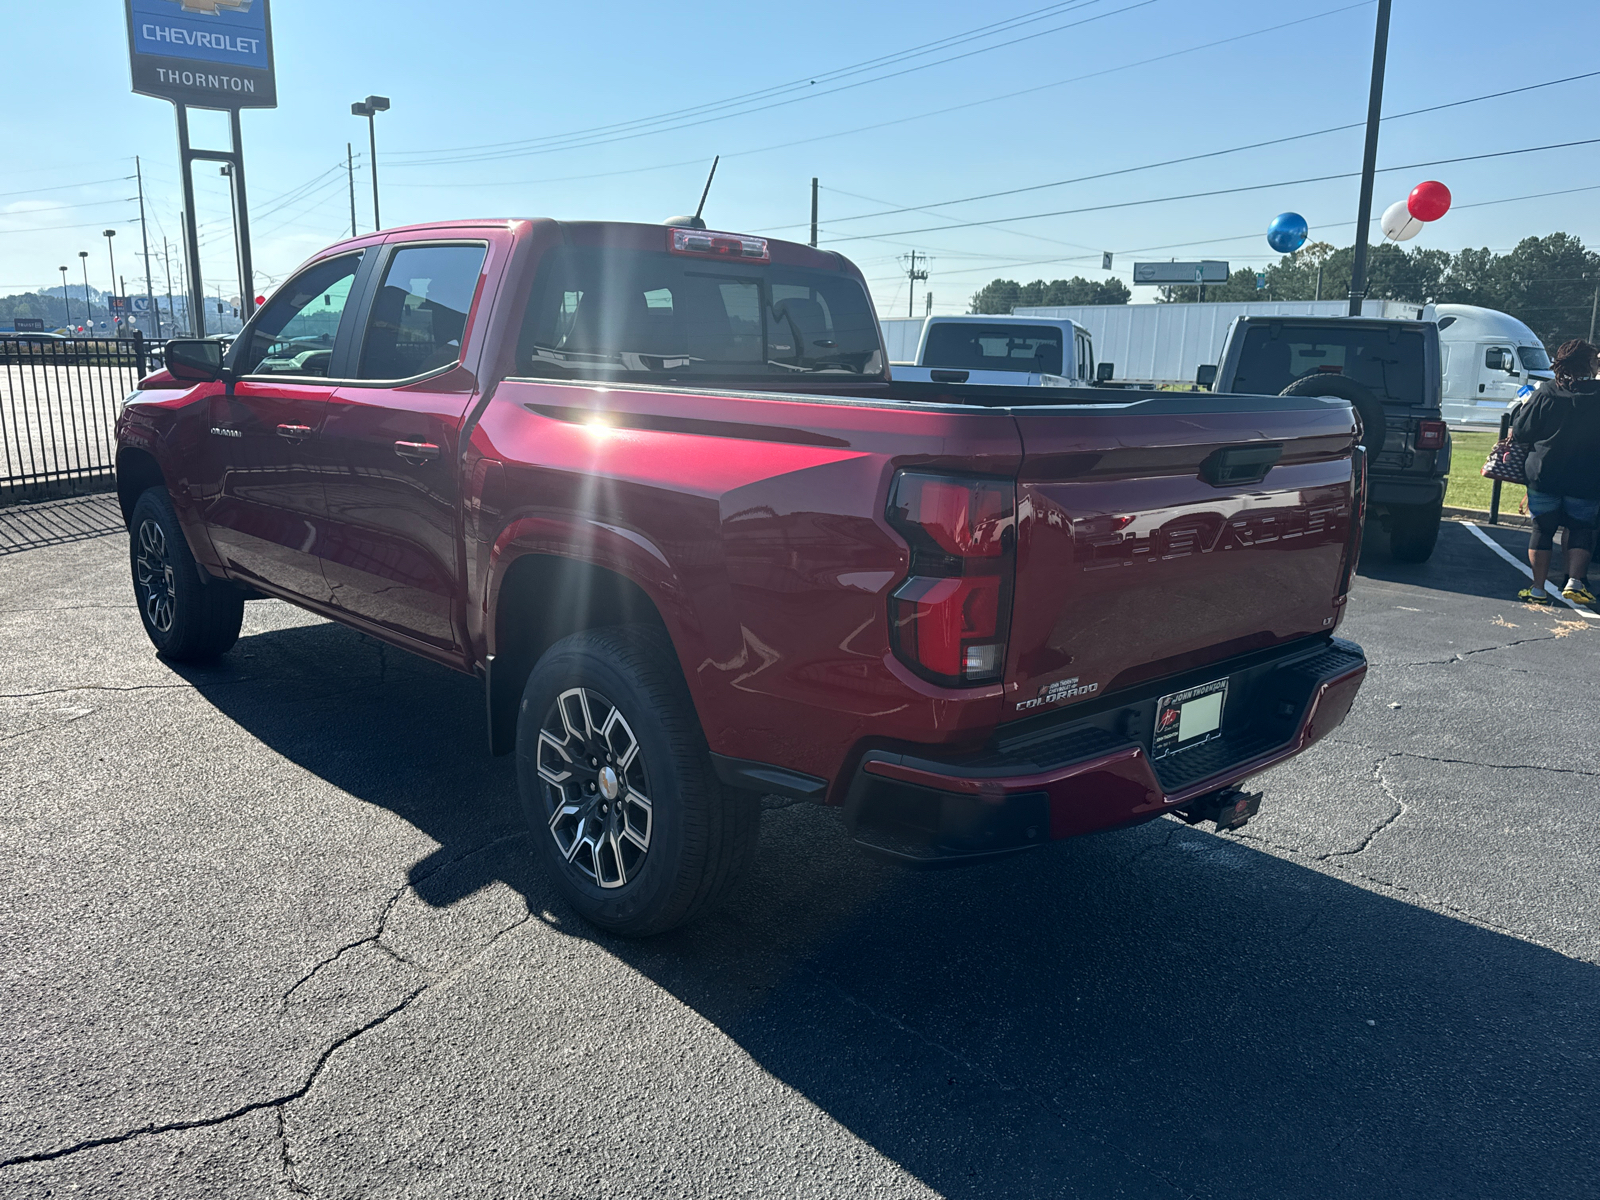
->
[164,0,254,13]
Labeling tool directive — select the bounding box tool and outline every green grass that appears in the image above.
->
[1445,429,1524,514]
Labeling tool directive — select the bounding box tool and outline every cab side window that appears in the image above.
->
[357,243,487,380]
[234,253,363,377]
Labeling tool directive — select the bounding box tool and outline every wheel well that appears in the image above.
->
[486,554,670,755]
[116,449,165,527]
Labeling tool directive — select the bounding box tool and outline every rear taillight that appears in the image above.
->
[886,471,1015,686]
[669,228,769,261]
[1416,419,1447,450]
[1336,446,1367,603]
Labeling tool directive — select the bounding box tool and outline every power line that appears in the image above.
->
[389,0,1116,160]
[392,0,1160,166]
[0,175,134,202]
[382,1,1369,189]
[793,69,1600,233]
[820,138,1600,245]
[890,183,1600,285]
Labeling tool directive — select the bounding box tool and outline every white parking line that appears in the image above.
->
[1460,521,1600,619]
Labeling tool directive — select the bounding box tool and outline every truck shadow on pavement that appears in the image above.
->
[191,616,1600,1200]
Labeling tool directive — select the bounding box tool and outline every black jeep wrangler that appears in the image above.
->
[1208,316,1449,562]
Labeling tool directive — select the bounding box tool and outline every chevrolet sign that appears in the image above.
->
[125,0,276,109]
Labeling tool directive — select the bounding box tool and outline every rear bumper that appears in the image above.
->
[1369,477,1445,507]
[844,637,1367,861]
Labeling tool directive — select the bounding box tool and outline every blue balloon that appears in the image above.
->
[1267,212,1309,254]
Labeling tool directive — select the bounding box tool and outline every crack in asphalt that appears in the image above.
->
[275,1109,312,1197]
[1396,631,1579,666]
[278,831,528,1011]
[0,988,426,1172]
[0,834,534,1179]
[1326,738,1600,778]
[1315,757,1405,861]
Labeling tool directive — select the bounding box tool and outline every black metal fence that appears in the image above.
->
[0,337,149,503]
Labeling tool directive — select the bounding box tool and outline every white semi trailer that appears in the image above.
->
[1012,300,1424,389]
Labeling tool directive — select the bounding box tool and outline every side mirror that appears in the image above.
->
[164,338,226,382]
[1484,348,1508,372]
[1095,361,1115,382]
[1195,364,1218,388]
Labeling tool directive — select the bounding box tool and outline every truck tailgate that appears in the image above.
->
[1005,393,1359,714]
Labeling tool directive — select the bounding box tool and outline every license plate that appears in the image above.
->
[1152,677,1228,759]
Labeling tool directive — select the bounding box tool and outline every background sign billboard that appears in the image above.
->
[1132,261,1230,285]
[125,0,276,109]
[13,319,45,332]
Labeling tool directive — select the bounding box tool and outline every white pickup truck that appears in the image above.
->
[882,315,1097,386]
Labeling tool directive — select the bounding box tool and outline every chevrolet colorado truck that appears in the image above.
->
[1208,315,1449,562]
[116,219,1368,934]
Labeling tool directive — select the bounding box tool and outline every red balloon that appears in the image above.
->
[255,295,265,305]
[1408,181,1451,222]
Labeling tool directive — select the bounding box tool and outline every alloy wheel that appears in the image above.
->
[536,687,653,888]
[135,518,176,633]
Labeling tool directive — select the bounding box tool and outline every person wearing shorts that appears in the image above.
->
[1511,339,1600,605]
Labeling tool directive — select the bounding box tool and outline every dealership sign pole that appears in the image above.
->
[124,0,275,338]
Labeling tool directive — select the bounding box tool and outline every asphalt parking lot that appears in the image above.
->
[2,502,1597,1199]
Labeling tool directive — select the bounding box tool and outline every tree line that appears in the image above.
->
[968,233,1598,348]
[970,275,1131,313]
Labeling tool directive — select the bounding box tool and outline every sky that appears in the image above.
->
[3,0,1597,318]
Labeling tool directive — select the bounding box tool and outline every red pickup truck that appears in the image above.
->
[116,218,1367,934]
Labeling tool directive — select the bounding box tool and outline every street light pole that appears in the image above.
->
[102,229,118,334]
[79,252,90,333]
[220,164,244,317]
[351,95,390,230]
[59,266,70,330]
[1347,0,1392,318]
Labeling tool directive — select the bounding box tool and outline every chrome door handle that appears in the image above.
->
[394,440,441,465]
[276,423,312,442]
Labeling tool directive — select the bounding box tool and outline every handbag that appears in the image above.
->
[1481,437,1529,485]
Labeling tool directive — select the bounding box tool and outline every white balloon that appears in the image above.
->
[1381,199,1424,242]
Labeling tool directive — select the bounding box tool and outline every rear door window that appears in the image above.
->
[922,323,1063,375]
[1233,324,1425,403]
[357,243,487,380]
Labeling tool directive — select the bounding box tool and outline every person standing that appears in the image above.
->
[1511,339,1600,604]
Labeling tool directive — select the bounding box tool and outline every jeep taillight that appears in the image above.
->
[1416,419,1446,450]
[886,471,1015,686]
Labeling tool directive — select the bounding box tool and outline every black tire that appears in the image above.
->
[1388,496,1444,563]
[129,487,244,662]
[1279,374,1388,456]
[515,625,759,936]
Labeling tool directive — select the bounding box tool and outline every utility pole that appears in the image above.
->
[59,266,71,329]
[809,177,818,248]
[1316,261,1324,303]
[1347,0,1392,317]
[905,250,929,318]
[136,157,160,339]
[347,142,358,238]
[1589,281,1597,343]
[162,237,177,338]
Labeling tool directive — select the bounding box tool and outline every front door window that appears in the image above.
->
[234,253,363,378]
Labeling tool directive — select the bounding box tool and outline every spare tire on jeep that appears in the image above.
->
[1278,373,1387,456]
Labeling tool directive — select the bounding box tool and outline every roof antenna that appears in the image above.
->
[666,156,719,230]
